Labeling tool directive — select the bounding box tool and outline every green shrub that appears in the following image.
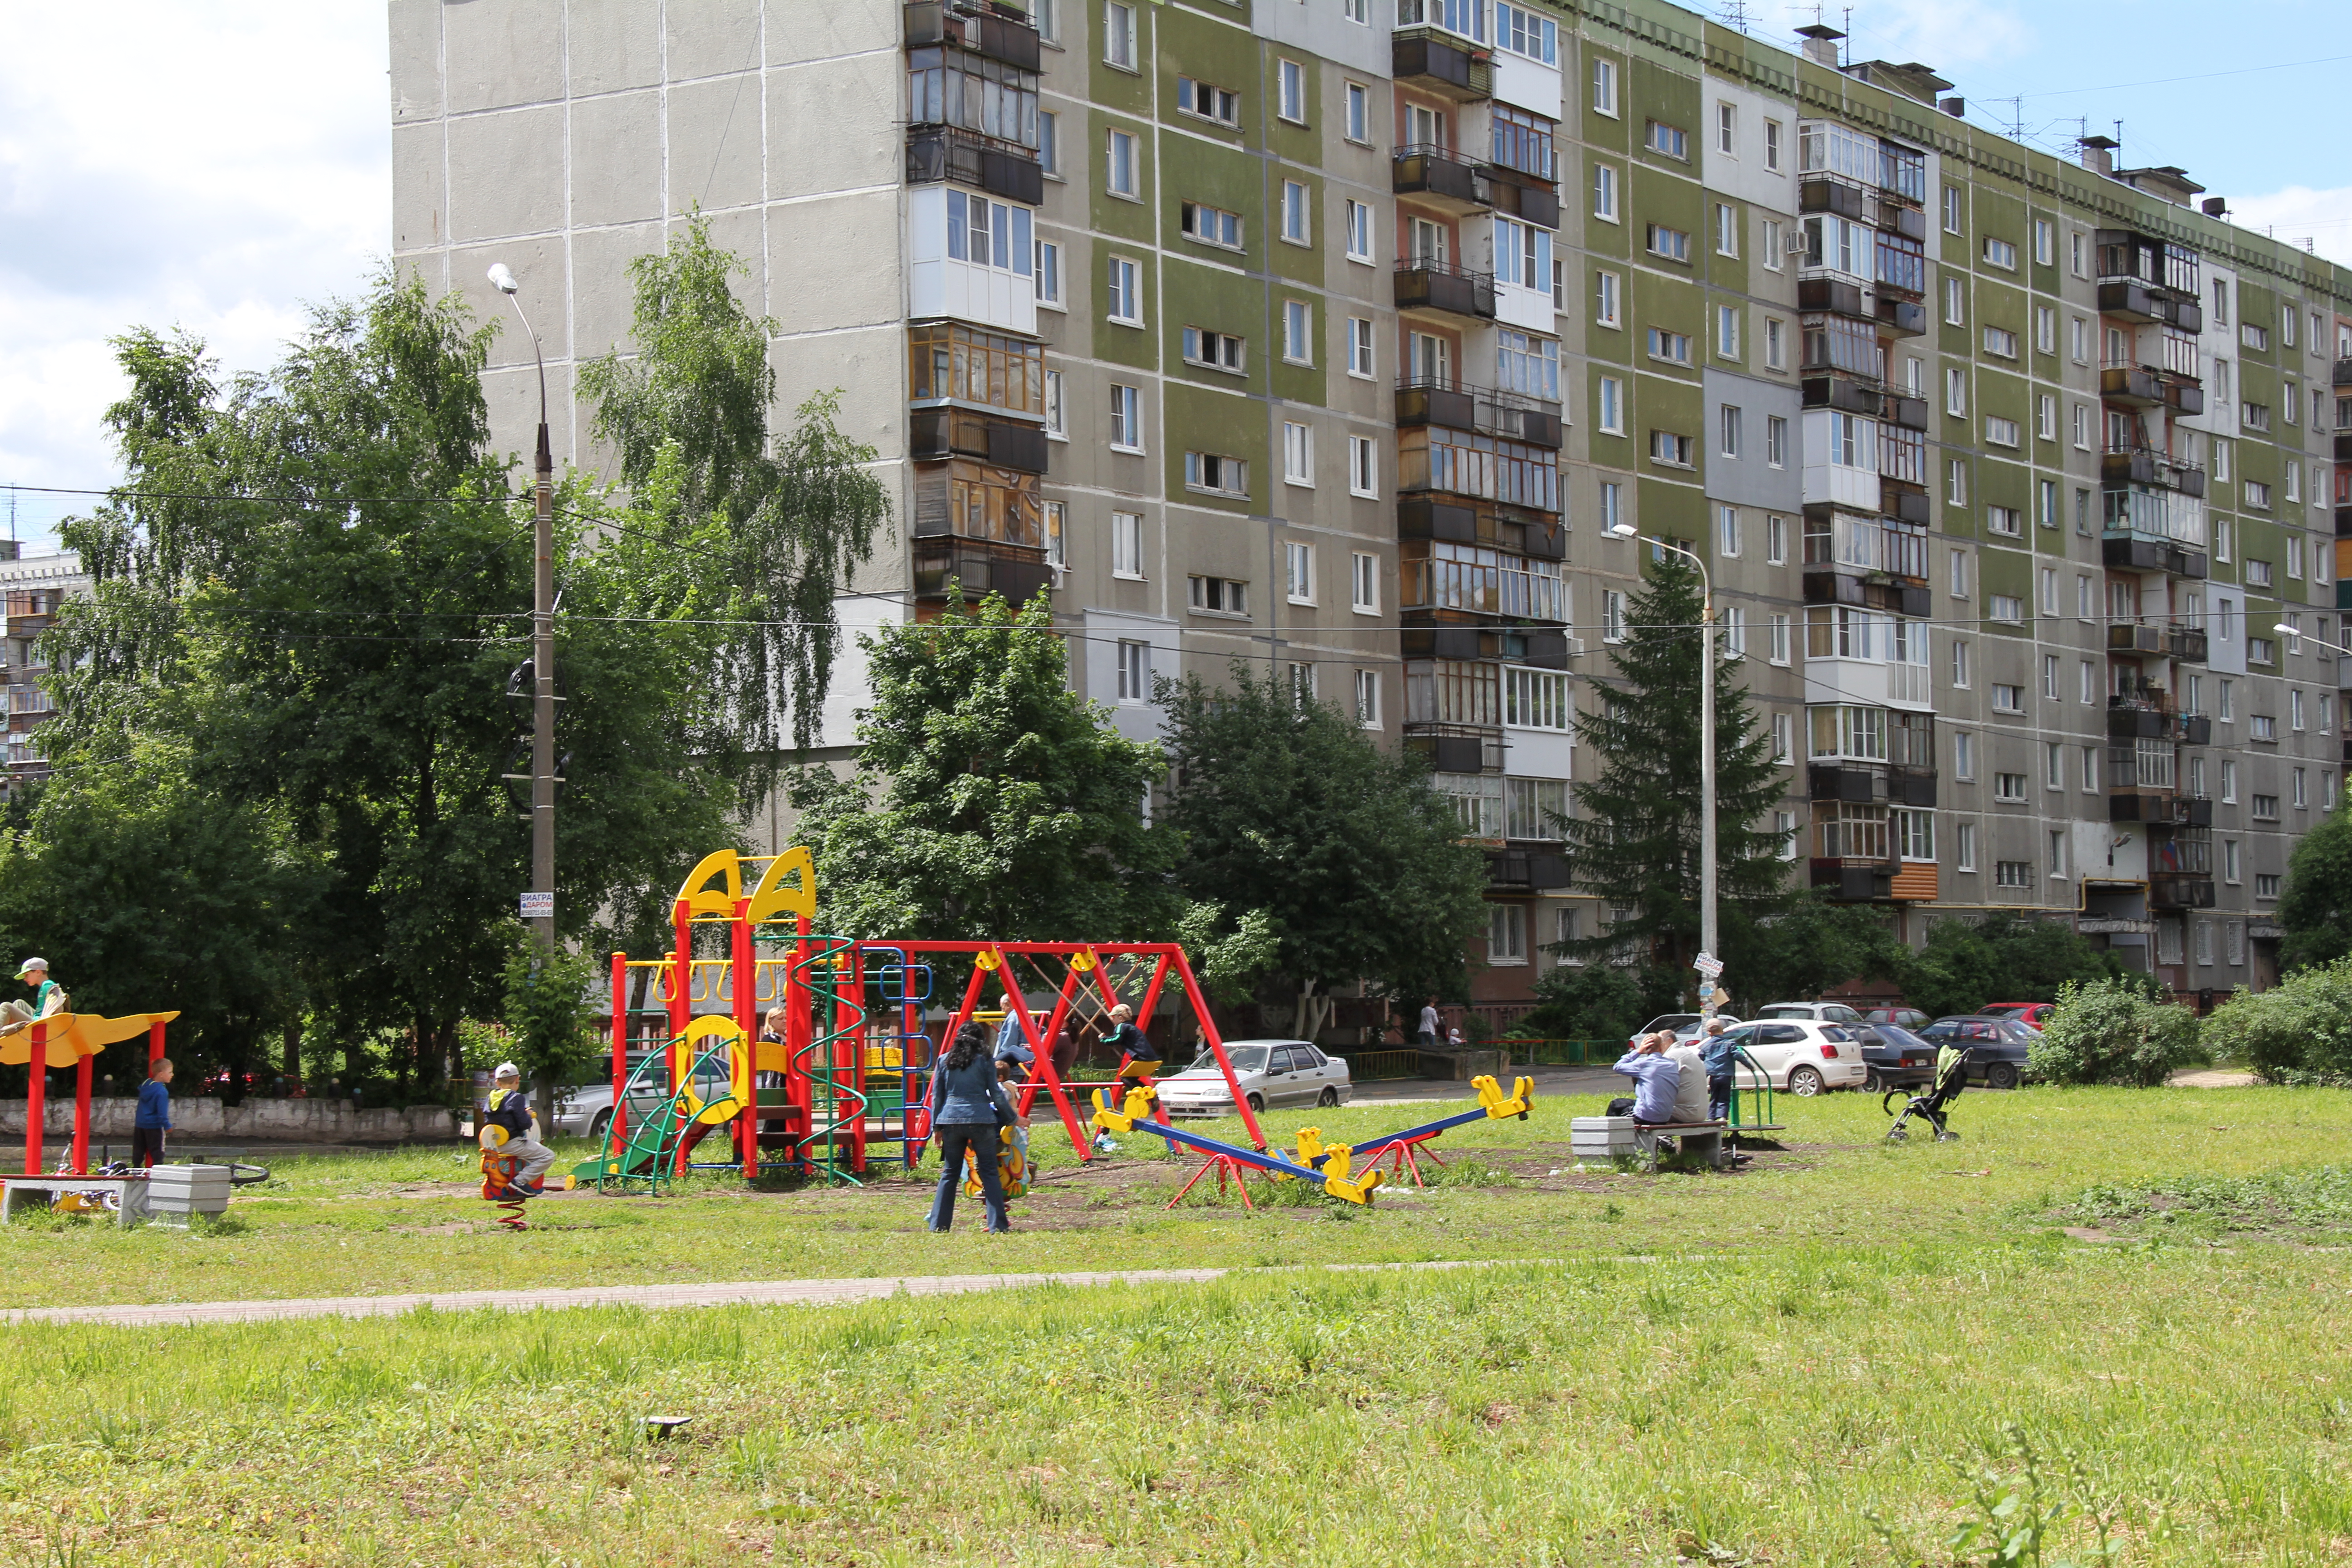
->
[2201,957,2352,1084]
[2029,978,2202,1087]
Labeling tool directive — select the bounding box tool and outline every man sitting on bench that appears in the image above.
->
[1609,1033,1684,1127]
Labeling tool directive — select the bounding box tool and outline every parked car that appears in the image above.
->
[1711,1019,1869,1096]
[1914,1015,2041,1089]
[1156,1040,1354,1118]
[1979,1001,2055,1031]
[1861,1006,1931,1030]
[1856,1022,1938,1093]
[1669,1014,1743,1042]
[1628,1014,1704,1050]
[1753,1002,1866,1024]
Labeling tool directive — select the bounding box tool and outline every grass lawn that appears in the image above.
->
[4,1084,2350,1563]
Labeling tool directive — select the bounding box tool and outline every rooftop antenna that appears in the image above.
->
[1997,96,2024,140]
[1840,7,1851,63]
[1715,0,1754,32]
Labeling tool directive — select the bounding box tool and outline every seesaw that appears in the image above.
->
[1089,1088,1382,1207]
[1290,1073,1536,1188]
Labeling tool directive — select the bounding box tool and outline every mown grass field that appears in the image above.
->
[3,1084,2349,1564]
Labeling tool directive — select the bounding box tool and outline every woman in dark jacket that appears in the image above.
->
[926,1021,1022,1233]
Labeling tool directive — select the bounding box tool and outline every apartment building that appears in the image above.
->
[0,544,84,795]
[387,0,2346,1010]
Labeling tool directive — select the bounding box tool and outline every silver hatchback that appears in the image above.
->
[1153,1040,1355,1118]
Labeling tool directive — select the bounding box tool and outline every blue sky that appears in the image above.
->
[0,0,2346,554]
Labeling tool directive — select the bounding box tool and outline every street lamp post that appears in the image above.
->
[1607,523,1718,1009]
[489,263,557,955]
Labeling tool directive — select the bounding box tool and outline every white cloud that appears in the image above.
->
[2223,186,2352,272]
[0,5,388,546]
[1764,0,2033,71]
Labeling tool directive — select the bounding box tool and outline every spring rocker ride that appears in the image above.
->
[577,847,1264,1191]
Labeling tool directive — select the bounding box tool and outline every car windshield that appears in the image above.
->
[1995,1021,2039,1044]
[1875,1024,1929,1052]
[1821,1026,1854,1042]
[1193,1046,1269,1074]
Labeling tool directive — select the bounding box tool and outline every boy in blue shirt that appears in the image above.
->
[134,1058,173,1168]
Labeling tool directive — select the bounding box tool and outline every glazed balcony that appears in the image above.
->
[2151,875,2217,910]
[912,541,1052,608]
[1395,258,1495,321]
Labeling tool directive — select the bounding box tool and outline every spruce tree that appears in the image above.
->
[1558,550,1789,986]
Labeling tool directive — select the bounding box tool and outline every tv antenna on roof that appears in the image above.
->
[1716,0,1754,33]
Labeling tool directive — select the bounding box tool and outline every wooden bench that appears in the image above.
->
[0,1174,150,1229]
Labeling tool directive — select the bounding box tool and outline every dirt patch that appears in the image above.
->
[2168,1069,2263,1088]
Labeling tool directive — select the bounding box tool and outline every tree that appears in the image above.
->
[500,928,603,1123]
[1156,666,1488,1038]
[1558,551,1788,995]
[1896,912,2123,1019]
[1720,896,1906,1014]
[2201,957,2352,1084]
[2278,785,2352,971]
[787,591,1177,941]
[579,213,890,764]
[2030,976,2202,1087]
[1507,963,1653,1044]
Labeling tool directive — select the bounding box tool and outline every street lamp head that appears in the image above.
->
[487,263,520,295]
[2273,622,2301,639]
[1604,521,1639,539]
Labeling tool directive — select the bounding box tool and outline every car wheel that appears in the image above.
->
[1984,1063,2020,1092]
[1245,1093,1266,1114]
[1863,1069,1884,1093]
[1316,1088,1338,1107]
[1787,1065,1826,1097]
[589,1110,612,1143]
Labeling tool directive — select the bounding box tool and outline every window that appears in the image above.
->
[2040,649,2059,696]
[1342,200,1371,262]
[2222,758,2238,804]
[1766,514,1787,564]
[1348,435,1377,498]
[1719,407,1742,459]
[1723,605,1747,658]
[2223,838,2241,884]
[1106,127,1139,195]
[1038,111,1059,177]
[1716,102,1735,155]
[2247,557,2273,589]
[2252,713,2277,741]
[2070,230,2087,277]
[1766,415,1788,467]
[1649,429,1694,466]
[1715,202,1739,256]
[1942,278,1967,330]
[2048,830,2068,880]
[1592,163,1619,222]
[2220,679,2235,723]
[1288,663,1315,705]
[1504,668,1572,733]
[2080,659,2095,703]
[2287,537,2305,579]
[1984,237,2017,270]
[1647,327,1691,364]
[1183,451,1247,497]
[1282,423,1313,487]
[1103,0,1135,68]
[2082,745,2100,793]
[1344,81,1369,142]
[1946,459,1968,506]
[1715,305,1740,359]
[2294,767,2309,809]
[1948,549,1971,599]
[1175,76,1239,126]
[1764,118,1783,171]
[2243,323,2269,352]
[1956,822,1978,872]
[1769,612,1791,664]
[1035,240,1062,305]
[1992,681,2025,713]
[1494,214,1553,293]
[1988,505,2022,538]
[1284,539,1314,602]
[1594,270,1620,327]
[1989,595,2024,627]
[1984,417,2019,449]
[1771,711,1793,763]
[1487,904,1528,965]
[1994,861,2033,889]
[2212,279,2229,327]
[2072,403,2089,451]
[1108,382,1142,451]
[1042,369,1065,437]
[1945,366,1967,416]
[1646,224,1690,264]
[2252,792,2280,820]
[1717,504,1742,555]
[1276,58,1305,123]
[1178,201,1241,250]
[1494,1,1557,61]
[2043,739,2063,787]
[1111,510,1143,578]
[2032,219,2053,265]
[1495,329,1559,401]
[1982,326,2019,359]
[1762,219,1784,271]
[1592,57,1618,116]
[1115,640,1149,703]
[1044,499,1065,571]
[1597,377,1624,434]
[1280,181,1309,244]
[1346,668,1378,727]
[2036,476,2058,527]
[1188,575,1247,615]
[2070,316,2088,363]
[1181,326,1245,372]
[1601,588,1626,642]
[2292,689,2306,731]
[1994,772,2028,802]
[1953,730,1975,779]
[1350,551,1379,612]
[1646,120,1688,160]
[1282,299,1312,363]
[1034,0,1059,41]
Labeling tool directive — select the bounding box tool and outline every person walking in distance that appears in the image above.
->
[134,1058,173,1168]
[1416,998,1441,1049]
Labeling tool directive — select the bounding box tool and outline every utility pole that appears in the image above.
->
[490,263,557,953]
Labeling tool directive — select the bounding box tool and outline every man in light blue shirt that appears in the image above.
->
[1611,1033,1683,1124]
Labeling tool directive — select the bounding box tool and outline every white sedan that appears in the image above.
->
[1153,1040,1354,1118]
[1713,1019,1869,1096]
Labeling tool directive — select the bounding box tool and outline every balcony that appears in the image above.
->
[903,0,1040,70]
[2154,294,2204,334]
[1401,548,1568,626]
[1395,258,1495,321]
[2100,364,2164,409]
[2102,533,2210,580]
[1392,25,1490,100]
[1487,845,1572,891]
[1885,487,1931,527]
[2150,875,2217,910]
[2102,443,2206,499]
[2169,625,2209,662]
[1798,277,1869,319]
[1871,295,1926,336]
[1801,376,1884,416]
[2338,505,2352,540]
[1485,172,1559,229]
[910,407,1048,473]
[906,124,1042,205]
[1404,727,1502,774]
[1812,858,1896,902]
[2336,431,2352,462]
[2097,279,2160,323]
[913,542,1053,608]
[2107,622,2164,655]
[2335,357,2352,388]
[1401,625,1571,668]
[1394,377,1562,449]
[2106,698,2176,740]
[2178,714,2212,745]
[2163,380,2205,417]
[1396,498,1565,560]
[1886,394,1930,431]
[1799,172,1878,226]
[1392,145,1490,212]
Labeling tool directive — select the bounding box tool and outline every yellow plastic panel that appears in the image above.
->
[744,845,817,924]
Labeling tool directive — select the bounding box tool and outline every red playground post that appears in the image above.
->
[21,1019,46,1176]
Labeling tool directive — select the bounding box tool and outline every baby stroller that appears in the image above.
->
[1883,1044,1970,1142]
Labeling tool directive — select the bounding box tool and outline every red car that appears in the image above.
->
[1979,1001,2053,1031]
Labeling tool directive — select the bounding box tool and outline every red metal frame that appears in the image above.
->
[21,1019,45,1175]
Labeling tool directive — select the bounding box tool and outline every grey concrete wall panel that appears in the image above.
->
[665,0,763,83]
[570,91,664,227]
[569,222,665,363]
[569,0,664,97]
[482,361,578,469]
[392,121,447,254]
[768,56,902,202]
[1080,608,1181,740]
[1254,4,1388,76]
[670,75,768,215]
[769,323,907,463]
[446,106,568,242]
[452,235,572,368]
[388,0,444,123]
[443,0,567,114]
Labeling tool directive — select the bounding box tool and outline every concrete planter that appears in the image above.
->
[0,1096,458,1145]
[1416,1048,1510,1082]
